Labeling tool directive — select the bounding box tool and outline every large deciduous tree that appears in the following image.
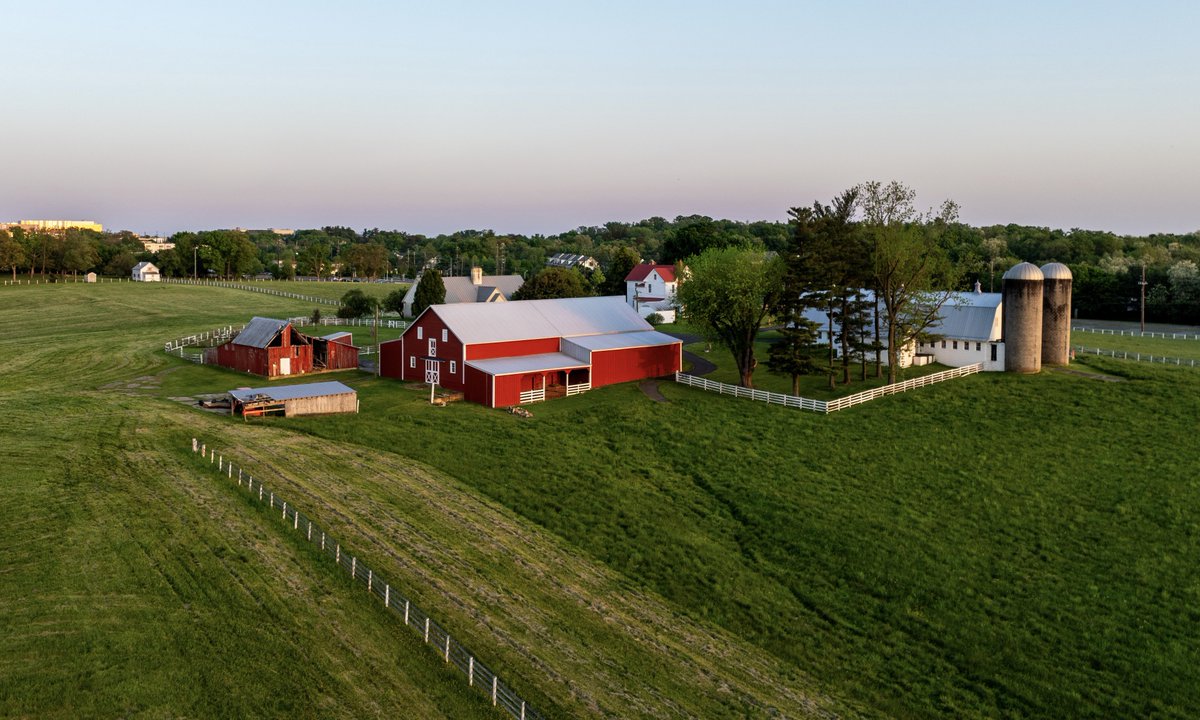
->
[676,246,784,388]
[859,180,960,383]
[0,230,25,280]
[511,267,589,300]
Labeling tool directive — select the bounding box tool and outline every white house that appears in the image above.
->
[546,252,599,272]
[132,262,161,282]
[624,263,678,322]
[802,283,1006,371]
[401,266,524,317]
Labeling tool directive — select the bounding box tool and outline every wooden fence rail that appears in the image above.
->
[1072,345,1199,367]
[1072,326,1200,341]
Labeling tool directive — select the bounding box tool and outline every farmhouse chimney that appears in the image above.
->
[471,266,483,285]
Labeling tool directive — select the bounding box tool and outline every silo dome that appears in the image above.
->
[1040,262,1073,366]
[1003,262,1044,282]
[1002,262,1044,373]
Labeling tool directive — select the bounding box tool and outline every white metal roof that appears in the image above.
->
[562,330,680,353]
[465,352,589,376]
[229,380,355,402]
[431,296,652,345]
[930,292,1004,341]
[1003,262,1043,281]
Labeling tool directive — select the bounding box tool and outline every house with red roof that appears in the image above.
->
[624,263,678,322]
[379,296,682,408]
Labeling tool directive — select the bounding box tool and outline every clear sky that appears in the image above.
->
[2,1,1197,236]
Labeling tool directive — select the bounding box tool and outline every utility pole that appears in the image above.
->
[1139,263,1147,333]
[193,245,198,280]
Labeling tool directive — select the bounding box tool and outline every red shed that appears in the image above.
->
[314,331,360,371]
[379,296,681,408]
[214,317,314,378]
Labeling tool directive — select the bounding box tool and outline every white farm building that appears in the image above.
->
[132,262,161,282]
[804,284,1007,372]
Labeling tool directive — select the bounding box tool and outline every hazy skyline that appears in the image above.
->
[3,1,1198,237]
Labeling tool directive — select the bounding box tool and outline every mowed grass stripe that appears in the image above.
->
[0,284,499,719]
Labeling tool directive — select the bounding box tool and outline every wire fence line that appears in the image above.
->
[1072,326,1200,341]
[191,438,545,720]
[674,363,983,414]
[1072,345,1199,367]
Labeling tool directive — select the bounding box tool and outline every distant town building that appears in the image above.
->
[545,252,599,272]
[2,219,103,233]
[140,236,176,253]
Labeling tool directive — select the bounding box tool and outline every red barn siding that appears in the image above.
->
[591,343,680,387]
[384,310,467,390]
[465,337,559,361]
[325,338,359,370]
[379,338,405,379]
[464,365,491,406]
[492,374,524,408]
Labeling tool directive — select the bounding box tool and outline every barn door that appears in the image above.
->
[280,357,292,375]
[424,359,440,385]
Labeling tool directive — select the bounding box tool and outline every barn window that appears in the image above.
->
[441,329,448,342]
[991,344,998,362]
[953,340,958,350]
[976,342,982,351]
[449,360,457,374]
[417,326,424,340]
[428,339,436,356]
[409,356,416,369]
[941,340,946,349]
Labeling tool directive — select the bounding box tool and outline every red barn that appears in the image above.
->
[379,296,682,408]
[214,317,315,378]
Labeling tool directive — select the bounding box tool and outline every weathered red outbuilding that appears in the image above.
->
[379,296,682,408]
[212,318,359,378]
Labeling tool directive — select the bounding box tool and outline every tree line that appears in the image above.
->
[2,208,1197,326]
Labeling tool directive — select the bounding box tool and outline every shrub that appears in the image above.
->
[645,312,664,326]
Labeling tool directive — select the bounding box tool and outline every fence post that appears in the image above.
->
[282,501,287,520]
[521,701,526,720]
[307,520,312,540]
[238,469,242,485]
[424,617,429,643]
[351,555,356,578]
[336,544,340,564]
[405,599,410,625]
[385,584,390,608]
[469,656,474,685]
[492,675,498,705]
[321,532,325,551]
[192,438,198,452]
[444,634,450,662]
[367,569,372,592]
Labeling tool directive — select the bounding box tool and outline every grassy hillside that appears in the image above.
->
[0,283,841,718]
[5,281,1200,718]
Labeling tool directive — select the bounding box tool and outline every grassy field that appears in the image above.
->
[0,283,840,719]
[683,330,952,398]
[229,278,408,302]
[1070,329,1200,362]
[5,282,1200,718]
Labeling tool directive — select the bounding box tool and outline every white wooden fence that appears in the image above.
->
[1072,345,1199,367]
[192,439,544,720]
[674,363,983,414]
[1072,326,1200,340]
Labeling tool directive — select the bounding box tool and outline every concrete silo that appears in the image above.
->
[1040,262,1073,366]
[1002,262,1044,373]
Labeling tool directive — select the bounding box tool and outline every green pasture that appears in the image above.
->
[683,330,951,398]
[4,281,1200,718]
[232,278,408,302]
[1070,328,1200,362]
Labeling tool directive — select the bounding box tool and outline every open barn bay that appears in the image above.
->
[2,282,1198,718]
